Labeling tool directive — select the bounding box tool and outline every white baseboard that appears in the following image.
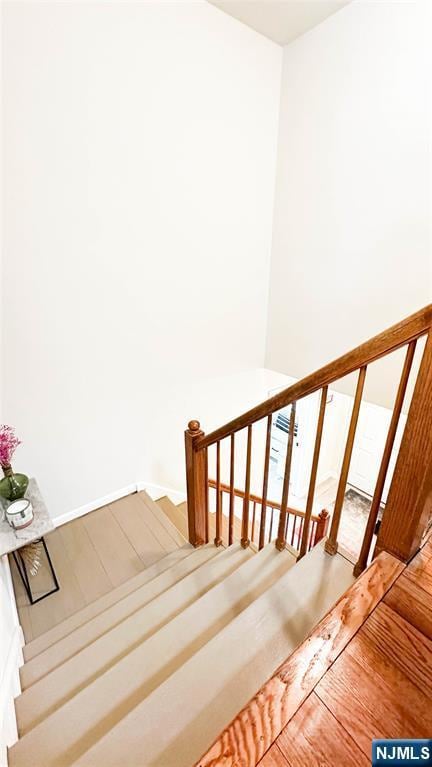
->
[51,479,186,530]
[136,481,186,506]
[53,483,138,527]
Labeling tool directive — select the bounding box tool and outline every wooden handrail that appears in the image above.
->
[186,305,432,567]
[196,305,432,450]
[207,479,322,523]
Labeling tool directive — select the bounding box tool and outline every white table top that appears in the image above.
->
[0,479,55,558]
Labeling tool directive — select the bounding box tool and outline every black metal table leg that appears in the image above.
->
[13,536,60,605]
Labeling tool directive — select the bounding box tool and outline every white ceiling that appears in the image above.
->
[208,0,350,46]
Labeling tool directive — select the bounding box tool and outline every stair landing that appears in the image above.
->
[10,491,187,642]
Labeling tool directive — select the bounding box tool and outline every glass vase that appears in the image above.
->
[0,463,29,502]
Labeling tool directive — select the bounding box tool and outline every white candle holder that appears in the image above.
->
[5,498,34,530]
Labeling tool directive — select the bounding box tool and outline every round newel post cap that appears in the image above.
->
[188,420,201,432]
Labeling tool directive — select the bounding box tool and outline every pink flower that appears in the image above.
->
[0,425,22,466]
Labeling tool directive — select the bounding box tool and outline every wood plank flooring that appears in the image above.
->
[260,536,432,767]
[268,692,369,767]
[10,492,183,641]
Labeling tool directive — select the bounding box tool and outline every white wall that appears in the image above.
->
[147,367,293,496]
[266,0,432,409]
[2,1,282,518]
[0,555,23,766]
[0,11,21,759]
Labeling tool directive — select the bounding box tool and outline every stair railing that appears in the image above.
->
[207,478,330,551]
[185,305,432,571]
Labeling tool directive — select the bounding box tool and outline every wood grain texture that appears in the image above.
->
[275,692,369,767]
[196,305,432,449]
[259,745,289,767]
[185,421,208,546]
[377,329,432,561]
[361,602,432,699]
[404,544,432,596]
[384,573,432,640]
[317,630,432,756]
[195,552,403,767]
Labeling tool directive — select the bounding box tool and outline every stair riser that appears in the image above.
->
[15,545,291,745]
[71,546,354,767]
[14,547,252,742]
[154,496,189,539]
[20,545,217,689]
[23,546,193,662]
[138,492,188,548]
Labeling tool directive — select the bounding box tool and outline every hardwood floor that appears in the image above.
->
[260,536,432,767]
[266,692,369,767]
[198,536,432,767]
[10,492,182,642]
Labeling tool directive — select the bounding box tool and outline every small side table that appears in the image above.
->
[0,479,60,605]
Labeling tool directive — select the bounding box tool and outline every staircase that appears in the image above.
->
[8,490,354,767]
[6,305,432,766]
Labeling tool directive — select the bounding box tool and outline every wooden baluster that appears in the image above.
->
[259,415,272,550]
[276,402,297,551]
[269,508,274,543]
[214,441,223,546]
[205,446,209,544]
[229,433,235,546]
[309,520,317,551]
[241,425,253,548]
[297,518,304,550]
[325,366,367,555]
[298,386,328,560]
[376,329,432,562]
[290,516,296,547]
[354,341,416,576]
[251,502,256,543]
[185,420,208,546]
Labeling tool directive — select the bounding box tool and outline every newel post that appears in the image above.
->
[314,509,330,545]
[375,330,432,562]
[185,420,208,547]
